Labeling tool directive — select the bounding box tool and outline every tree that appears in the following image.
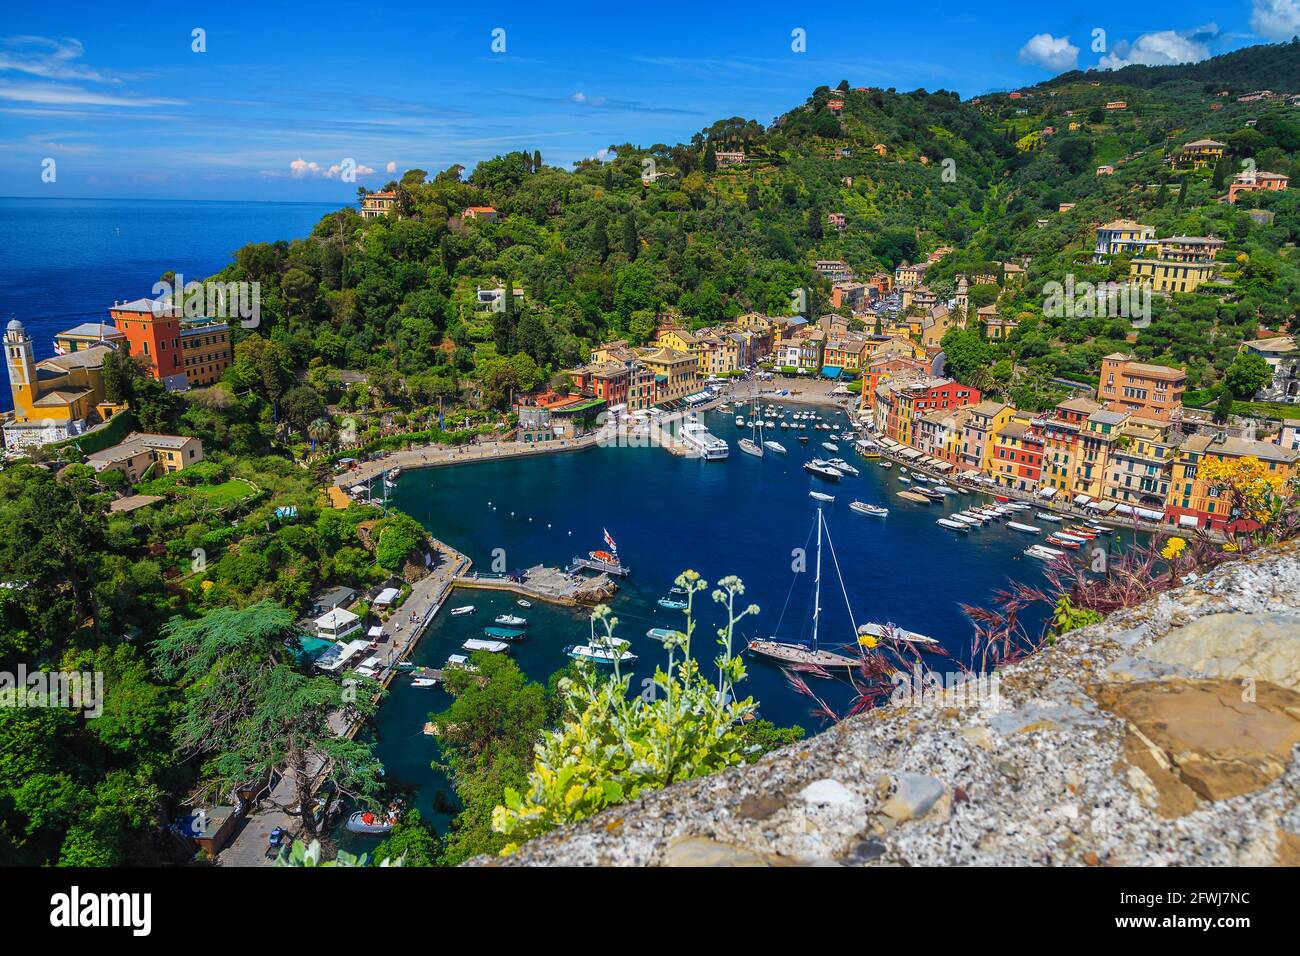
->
[281,386,327,433]
[622,213,639,261]
[1223,351,1273,399]
[702,142,717,173]
[152,602,385,839]
[101,350,138,404]
[1213,387,1235,423]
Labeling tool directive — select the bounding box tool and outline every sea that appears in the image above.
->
[0,196,338,413]
[362,410,1134,842]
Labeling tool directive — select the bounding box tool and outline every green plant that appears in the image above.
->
[491,571,758,853]
[274,839,403,867]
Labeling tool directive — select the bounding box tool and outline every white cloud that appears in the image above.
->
[1098,23,1220,69]
[385,160,397,172]
[284,158,377,179]
[0,79,182,107]
[1018,34,1079,72]
[1251,0,1300,40]
[0,36,121,83]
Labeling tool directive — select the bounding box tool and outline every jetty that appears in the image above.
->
[454,564,618,606]
[568,555,630,577]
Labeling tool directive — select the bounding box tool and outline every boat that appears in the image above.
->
[809,491,835,503]
[517,599,532,608]
[1045,534,1081,550]
[850,501,888,517]
[879,460,892,469]
[1007,521,1042,534]
[950,512,982,526]
[410,677,438,688]
[857,444,881,459]
[1054,531,1091,544]
[857,622,939,646]
[483,625,526,640]
[1086,523,1112,535]
[646,628,680,642]
[738,437,764,458]
[748,493,863,669]
[345,809,398,835]
[385,468,402,481]
[1035,511,1064,523]
[821,441,839,453]
[797,435,810,444]
[804,459,843,481]
[897,490,931,504]
[451,605,475,616]
[995,495,1011,503]
[462,638,510,653]
[1065,526,1099,539]
[916,487,945,501]
[494,614,527,627]
[589,549,616,563]
[566,639,638,666]
[1024,544,1067,562]
[932,484,956,495]
[898,475,912,484]
[937,517,969,532]
[681,421,729,460]
[735,416,745,427]
[911,473,931,484]
[657,597,688,610]
[827,458,859,476]
[764,440,788,455]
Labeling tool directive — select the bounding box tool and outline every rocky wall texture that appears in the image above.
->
[475,541,1300,866]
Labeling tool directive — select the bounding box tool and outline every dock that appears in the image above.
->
[568,555,630,577]
[454,564,618,606]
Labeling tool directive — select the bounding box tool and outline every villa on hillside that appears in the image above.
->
[1226,170,1289,204]
[360,190,396,219]
[1239,335,1298,403]
[86,432,205,483]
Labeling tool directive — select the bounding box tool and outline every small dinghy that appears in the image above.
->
[345,810,397,835]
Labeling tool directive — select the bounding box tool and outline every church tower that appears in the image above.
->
[955,274,969,328]
[5,319,38,422]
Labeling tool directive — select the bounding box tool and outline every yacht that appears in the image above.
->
[1025,544,1067,562]
[857,622,938,646]
[850,501,888,517]
[681,421,729,460]
[494,613,527,627]
[764,439,788,455]
[566,640,638,666]
[451,605,475,616]
[827,458,858,476]
[821,441,840,453]
[804,459,843,481]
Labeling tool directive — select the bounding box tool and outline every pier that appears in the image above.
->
[454,564,618,606]
[567,555,630,576]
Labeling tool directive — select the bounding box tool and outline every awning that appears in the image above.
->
[1087,501,1117,513]
[934,462,953,472]
[901,448,923,459]
[367,626,383,638]
[1114,504,1133,516]
[1136,507,1165,522]
[374,587,400,605]
[1177,514,1199,528]
[1073,494,1092,505]
[1039,487,1058,498]
[821,366,842,378]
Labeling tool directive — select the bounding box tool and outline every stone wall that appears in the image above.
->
[476,541,1300,866]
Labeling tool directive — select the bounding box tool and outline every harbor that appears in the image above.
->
[365,401,1077,832]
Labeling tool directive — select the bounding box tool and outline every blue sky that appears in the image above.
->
[1,0,1296,201]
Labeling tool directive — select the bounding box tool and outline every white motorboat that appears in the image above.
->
[937,517,970,532]
[1007,521,1042,534]
[410,678,438,688]
[517,599,532,607]
[804,459,843,481]
[1024,544,1066,562]
[451,606,475,616]
[821,441,839,453]
[1036,511,1063,523]
[764,440,788,455]
[681,421,729,460]
[566,640,638,666]
[809,491,835,503]
[857,622,938,646]
[494,614,527,627]
[462,638,509,653]
[850,501,888,517]
[827,458,859,476]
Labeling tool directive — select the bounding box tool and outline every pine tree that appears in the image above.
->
[808,207,823,242]
[1212,157,1228,191]
[622,214,639,261]
[593,216,609,262]
[702,142,717,173]
[1176,178,1189,207]
[533,149,542,172]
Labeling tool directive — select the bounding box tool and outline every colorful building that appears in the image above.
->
[1226,170,1289,204]
[1097,353,1185,421]
[1167,433,1299,530]
[86,432,205,482]
[991,416,1044,492]
[3,319,115,448]
[109,298,188,390]
[360,190,396,219]
[1094,219,1157,259]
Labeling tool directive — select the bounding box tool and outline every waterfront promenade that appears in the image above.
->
[218,531,470,866]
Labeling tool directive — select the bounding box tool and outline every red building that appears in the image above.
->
[569,361,630,410]
[109,298,188,390]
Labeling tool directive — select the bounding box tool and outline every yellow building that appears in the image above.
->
[1168,433,1299,530]
[1176,139,1225,168]
[180,319,233,387]
[637,347,698,403]
[3,319,113,449]
[959,400,1014,474]
[1128,258,1217,293]
[85,432,205,483]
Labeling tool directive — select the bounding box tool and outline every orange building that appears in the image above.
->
[110,298,188,390]
[1096,353,1185,421]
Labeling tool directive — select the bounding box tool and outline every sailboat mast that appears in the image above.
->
[812,506,823,653]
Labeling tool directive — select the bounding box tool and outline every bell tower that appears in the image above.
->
[5,319,38,422]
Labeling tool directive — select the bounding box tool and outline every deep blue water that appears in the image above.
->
[364,405,1119,836]
[0,197,337,412]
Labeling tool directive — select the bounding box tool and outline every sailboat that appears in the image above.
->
[738,415,764,457]
[748,493,862,669]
